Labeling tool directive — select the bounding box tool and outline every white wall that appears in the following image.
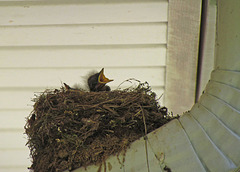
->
[0,0,168,171]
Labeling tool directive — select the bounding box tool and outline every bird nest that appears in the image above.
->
[25,82,177,172]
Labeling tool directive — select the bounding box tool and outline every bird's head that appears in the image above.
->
[88,68,113,92]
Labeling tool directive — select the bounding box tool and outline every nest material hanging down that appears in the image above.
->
[25,82,177,172]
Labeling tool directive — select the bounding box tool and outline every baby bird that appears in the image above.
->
[87,68,113,91]
[64,68,113,92]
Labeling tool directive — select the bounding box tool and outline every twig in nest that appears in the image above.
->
[140,105,150,172]
[116,78,141,90]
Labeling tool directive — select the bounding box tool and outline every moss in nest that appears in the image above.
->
[25,82,177,172]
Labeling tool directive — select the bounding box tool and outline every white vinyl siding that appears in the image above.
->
[0,0,168,171]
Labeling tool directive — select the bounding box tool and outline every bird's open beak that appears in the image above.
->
[98,68,113,84]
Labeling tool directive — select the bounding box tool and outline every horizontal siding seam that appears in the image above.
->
[0,44,167,49]
[0,66,166,70]
[0,21,168,28]
[0,0,168,6]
